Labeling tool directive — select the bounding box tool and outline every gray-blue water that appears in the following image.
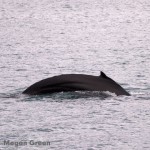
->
[0,0,150,149]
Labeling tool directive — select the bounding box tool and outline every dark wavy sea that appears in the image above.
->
[0,0,150,150]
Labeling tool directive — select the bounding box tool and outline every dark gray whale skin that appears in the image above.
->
[23,71,130,96]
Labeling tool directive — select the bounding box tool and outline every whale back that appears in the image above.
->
[23,72,130,96]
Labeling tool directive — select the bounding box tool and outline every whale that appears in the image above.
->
[23,71,130,96]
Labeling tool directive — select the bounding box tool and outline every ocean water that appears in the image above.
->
[0,0,150,149]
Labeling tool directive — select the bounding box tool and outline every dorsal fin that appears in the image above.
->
[100,71,108,78]
[99,71,115,82]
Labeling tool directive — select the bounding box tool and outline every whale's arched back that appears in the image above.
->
[23,72,130,96]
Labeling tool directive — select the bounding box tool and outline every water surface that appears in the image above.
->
[0,0,150,149]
